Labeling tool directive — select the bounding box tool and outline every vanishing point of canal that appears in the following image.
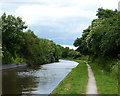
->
[2,60,78,95]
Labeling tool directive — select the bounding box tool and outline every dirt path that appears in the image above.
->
[86,63,98,95]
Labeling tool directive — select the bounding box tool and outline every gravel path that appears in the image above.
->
[86,63,98,95]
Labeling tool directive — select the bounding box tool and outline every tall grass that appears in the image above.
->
[88,60,118,94]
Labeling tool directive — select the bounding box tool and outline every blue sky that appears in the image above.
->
[0,0,118,49]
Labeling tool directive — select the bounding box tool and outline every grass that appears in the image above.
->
[52,57,118,94]
[51,59,88,94]
[88,61,118,94]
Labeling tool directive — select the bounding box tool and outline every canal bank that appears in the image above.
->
[1,62,27,70]
[51,59,88,94]
[2,60,78,95]
[52,59,118,95]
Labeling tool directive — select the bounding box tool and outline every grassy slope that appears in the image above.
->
[89,61,118,94]
[51,59,88,94]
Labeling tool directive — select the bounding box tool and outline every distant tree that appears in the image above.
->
[68,49,81,59]
[62,47,69,58]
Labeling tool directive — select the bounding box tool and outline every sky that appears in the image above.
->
[0,0,119,49]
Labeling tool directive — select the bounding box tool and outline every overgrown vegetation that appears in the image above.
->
[1,13,59,65]
[61,47,81,59]
[1,13,80,65]
[89,61,118,94]
[73,8,119,94]
[74,8,119,73]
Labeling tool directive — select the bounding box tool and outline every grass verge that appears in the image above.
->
[88,61,118,94]
[51,59,88,94]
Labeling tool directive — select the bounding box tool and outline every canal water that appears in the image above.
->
[2,60,78,95]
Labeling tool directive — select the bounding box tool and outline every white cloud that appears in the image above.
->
[0,0,118,26]
[0,10,4,16]
[1,0,118,9]
[13,5,96,25]
[0,0,119,45]
[119,1,120,11]
[61,45,78,50]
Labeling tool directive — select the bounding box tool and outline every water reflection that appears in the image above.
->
[2,60,78,95]
[2,67,40,94]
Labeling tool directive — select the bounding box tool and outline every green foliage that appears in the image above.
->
[61,47,70,58]
[60,46,81,59]
[68,49,81,59]
[73,38,81,47]
[2,49,14,64]
[111,61,119,79]
[74,8,119,71]
[89,16,119,58]
[0,13,84,65]
[74,27,91,55]
[96,8,117,18]
[2,13,27,54]
[1,13,27,64]
[1,13,61,65]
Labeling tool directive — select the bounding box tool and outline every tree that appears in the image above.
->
[1,13,27,64]
[74,8,119,59]
[62,47,69,58]
[68,49,81,59]
[96,8,117,18]
[1,13,61,65]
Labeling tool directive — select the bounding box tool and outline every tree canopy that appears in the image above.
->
[74,8,119,59]
[1,13,63,65]
[74,8,119,69]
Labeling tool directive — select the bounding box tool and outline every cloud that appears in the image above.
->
[29,20,89,46]
[61,45,78,50]
[1,0,118,8]
[0,9,4,16]
[1,0,118,25]
[0,0,119,46]
[1,0,118,26]
[13,5,96,25]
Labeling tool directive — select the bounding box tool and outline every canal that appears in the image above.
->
[2,60,78,95]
